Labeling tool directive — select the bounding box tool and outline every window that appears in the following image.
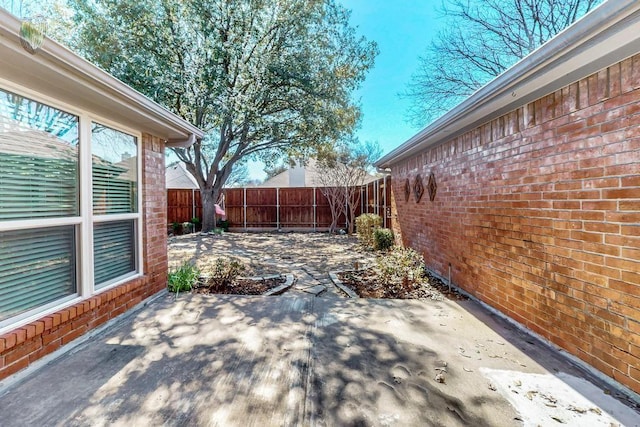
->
[0,90,79,220]
[92,123,138,215]
[0,227,76,322]
[91,124,139,288]
[0,86,142,329]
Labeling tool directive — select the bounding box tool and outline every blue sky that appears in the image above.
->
[247,1,442,179]
[340,0,441,156]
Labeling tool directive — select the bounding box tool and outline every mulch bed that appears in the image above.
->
[192,276,286,296]
[337,269,468,300]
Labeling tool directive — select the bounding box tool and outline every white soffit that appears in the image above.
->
[376,0,640,168]
[0,9,203,143]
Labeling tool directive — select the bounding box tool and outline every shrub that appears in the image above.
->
[200,258,246,291]
[374,228,394,251]
[190,217,201,232]
[355,213,382,249]
[217,219,230,231]
[171,222,182,235]
[168,262,200,295]
[373,247,427,293]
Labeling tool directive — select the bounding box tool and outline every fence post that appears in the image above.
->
[313,187,317,231]
[243,187,247,231]
[276,187,280,230]
[383,176,387,228]
[365,184,369,214]
[375,179,379,216]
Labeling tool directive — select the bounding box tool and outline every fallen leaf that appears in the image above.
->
[550,416,565,423]
[488,383,497,391]
[463,367,473,372]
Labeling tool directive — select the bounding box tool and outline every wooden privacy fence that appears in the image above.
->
[167,189,202,225]
[167,176,392,231]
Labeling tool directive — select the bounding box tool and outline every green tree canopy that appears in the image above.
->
[63,0,377,230]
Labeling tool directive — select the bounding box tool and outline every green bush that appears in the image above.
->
[171,222,182,235]
[373,247,426,293]
[374,228,394,251]
[216,219,230,232]
[168,262,200,295]
[355,213,382,249]
[201,258,246,291]
[190,217,201,232]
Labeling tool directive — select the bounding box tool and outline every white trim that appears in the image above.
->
[0,9,203,142]
[136,134,144,277]
[79,114,94,297]
[94,271,142,293]
[376,0,640,167]
[92,213,140,223]
[0,217,82,232]
[0,76,86,119]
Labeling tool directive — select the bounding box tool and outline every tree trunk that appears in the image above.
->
[347,204,356,235]
[200,187,220,232]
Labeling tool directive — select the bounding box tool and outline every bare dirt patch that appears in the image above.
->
[337,270,468,300]
[192,276,286,296]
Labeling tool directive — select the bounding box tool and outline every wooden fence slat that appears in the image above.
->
[167,178,391,229]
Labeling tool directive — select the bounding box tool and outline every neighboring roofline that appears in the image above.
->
[376,0,640,168]
[166,162,200,189]
[0,9,203,143]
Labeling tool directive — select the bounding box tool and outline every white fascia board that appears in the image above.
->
[376,0,640,168]
[0,10,203,143]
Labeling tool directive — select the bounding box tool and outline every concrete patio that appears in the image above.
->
[0,289,637,426]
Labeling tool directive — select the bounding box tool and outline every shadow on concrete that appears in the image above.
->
[0,293,521,426]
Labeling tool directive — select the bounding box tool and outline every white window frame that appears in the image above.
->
[0,78,144,334]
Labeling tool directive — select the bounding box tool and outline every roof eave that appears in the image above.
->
[376,0,640,168]
[0,10,203,143]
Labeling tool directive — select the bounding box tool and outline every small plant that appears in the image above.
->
[355,213,382,249]
[200,258,246,291]
[168,262,200,296]
[216,219,230,232]
[373,246,427,294]
[171,222,182,235]
[374,228,394,251]
[190,217,201,232]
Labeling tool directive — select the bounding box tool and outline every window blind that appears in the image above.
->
[0,227,76,322]
[94,220,136,288]
[91,124,137,215]
[0,90,79,221]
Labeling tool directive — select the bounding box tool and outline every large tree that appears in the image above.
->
[62,0,377,231]
[405,0,602,126]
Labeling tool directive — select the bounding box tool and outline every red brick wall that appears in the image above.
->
[391,54,640,394]
[0,133,168,381]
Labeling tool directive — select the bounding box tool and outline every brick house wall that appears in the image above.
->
[390,54,640,394]
[0,134,168,381]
